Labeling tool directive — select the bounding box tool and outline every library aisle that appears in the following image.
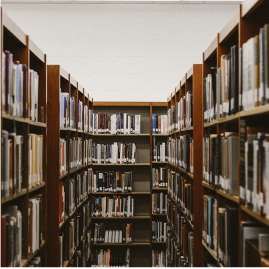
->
[2,0,269,267]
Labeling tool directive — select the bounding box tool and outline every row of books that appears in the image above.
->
[0,199,39,268]
[91,196,134,218]
[152,221,167,242]
[2,129,25,198]
[152,250,166,267]
[167,135,194,174]
[152,137,167,162]
[152,193,167,214]
[60,138,92,175]
[59,224,91,266]
[167,92,193,133]
[152,114,168,134]
[92,223,132,244]
[78,100,83,130]
[240,122,269,218]
[168,172,193,221]
[84,105,93,133]
[28,133,44,190]
[77,202,91,243]
[93,113,141,134]
[203,133,239,195]
[2,51,39,121]
[152,167,167,188]
[92,171,133,193]
[92,142,137,164]
[91,248,130,267]
[60,93,75,129]
[204,24,269,124]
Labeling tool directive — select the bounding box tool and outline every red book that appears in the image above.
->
[1,216,6,267]
[107,249,110,266]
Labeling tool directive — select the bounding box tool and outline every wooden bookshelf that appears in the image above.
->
[1,9,47,266]
[201,0,269,267]
[47,65,92,267]
[166,64,202,266]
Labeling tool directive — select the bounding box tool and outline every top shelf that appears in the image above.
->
[3,11,26,46]
[219,8,239,44]
[204,36,217,62]
[241,0,266,18]
[29,37,45,64]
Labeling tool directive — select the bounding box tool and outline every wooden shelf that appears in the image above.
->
[69,165,86,174]
[2,112,29,124]
[20,259,28,267]
[241,205,269,226]
[91,216,150,220]
[91,242,150,246]
[152,161,168,164]
[92,163,150,166]
[92,133,150,136]
[239,104,269,118]
[242,0,265,17]
[59,216,69,230]
[216,190,239,204]
[204,36,217,61]
[152,213,167,216]
[70,209,76,218]
[69,128,77,132]
[29,120,46,128]
[60,172,69,180]
[25,240,45,266]
[77,197,88,209]
[152,241,166,244]
[202,181,216,191]
[1,189,27,204]
[92,192,150,195]
[28,182,45,193]
[152,133,167,136]
[152,188,168,191]
[202,240,217,261]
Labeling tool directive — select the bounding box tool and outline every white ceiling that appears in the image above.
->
[2,0,244,4]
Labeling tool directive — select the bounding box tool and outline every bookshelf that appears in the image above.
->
[1,8,47,267]
[91,102,152,267]
[201,0,269,267]
[166,64,203,267]
[47,66,92,267]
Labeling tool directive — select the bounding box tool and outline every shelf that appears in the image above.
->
[91,242,150,246]
[216,190,239,204]
[204,36,217,61]
[69,165,86,174]
[78,129,83,133]
[202,182,216,191]
[1,189,27,204]
[92,133,150,136]
[152,241,166,244]
[152,161,168,164]
[25,240,45,267]
[239,104,269,118]
[152,134,167,136]
[152,213,167,216]
[92,192,150,195]
[69,128,77,132]
[202,240,217,261]
[241,205,269,226]
[77,197,88,209]
[91,216,150,220]
[60,172,69,180]
[28,182,46,193]
[64,247,77,267]
[70,209,76,218]
[92,162,149,166]
[29,37,45,63]
[29,120,46,128]
[152,188,168,191]
[60,127,70,131]
[2,112,29,124]
[59,216,69,230]
[242,0,265,18]
[184,127,193,131]
[20,259,28,267]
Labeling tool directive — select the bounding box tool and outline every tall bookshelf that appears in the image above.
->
[202,0,269,267]
[1,9,47,267]
[47,66,93,267]
[91,102,152,267]
[166,64,203,267]
[150,102,168,267]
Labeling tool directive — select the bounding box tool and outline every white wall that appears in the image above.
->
[3,3,239,102]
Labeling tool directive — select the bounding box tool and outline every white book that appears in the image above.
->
[119,230,122,244]
[123,113,128,134]
[108,230,112,243]
[127,115,131,134]
[111,114,116,134]
[115,230,119,243]
[112,230,116,243]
